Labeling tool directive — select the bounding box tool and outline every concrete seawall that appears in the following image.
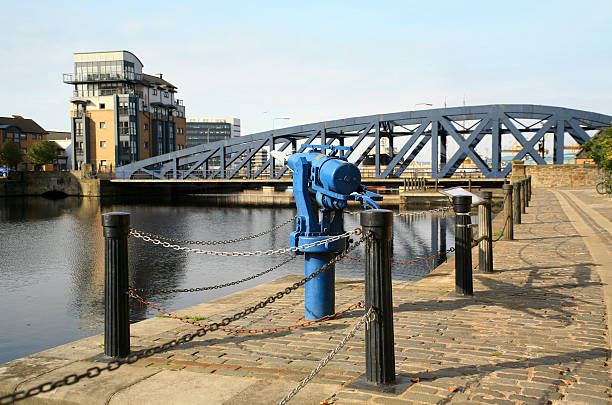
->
[0,171,101,197]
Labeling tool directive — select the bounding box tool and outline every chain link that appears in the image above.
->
[345,246,455,266]
[131,292,364,335]
[129,229,359,257]
[130,255,297,294]
[130,215,297,246]
[493,215,510,242]
[277,306,375,405]
[1,234,370,405]
[343,206,452,217]
[394,205,453,217]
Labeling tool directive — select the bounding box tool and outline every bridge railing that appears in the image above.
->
[123,165,486,180]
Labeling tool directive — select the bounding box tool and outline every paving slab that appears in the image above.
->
[1,188,611,404]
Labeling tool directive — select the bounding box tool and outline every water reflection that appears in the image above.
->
[0,197,457,364]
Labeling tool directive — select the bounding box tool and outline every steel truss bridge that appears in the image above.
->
[116,104,612,180]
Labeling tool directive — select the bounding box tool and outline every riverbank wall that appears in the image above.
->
[526,164,600,188]
[0,171,101,197]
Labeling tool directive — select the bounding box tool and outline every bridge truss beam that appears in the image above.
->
[116,105,612,180]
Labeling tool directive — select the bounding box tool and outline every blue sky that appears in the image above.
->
[1,0,611,136]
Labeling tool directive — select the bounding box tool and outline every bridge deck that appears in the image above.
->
[1,188,611,404]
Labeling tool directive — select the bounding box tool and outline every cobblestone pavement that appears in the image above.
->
[1,189,610,404]
[122,189,611,404]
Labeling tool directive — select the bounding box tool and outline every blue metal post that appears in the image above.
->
[288,146,382,320]
[305,253,335,318]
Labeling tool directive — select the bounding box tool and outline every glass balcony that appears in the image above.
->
[63,72,143,84]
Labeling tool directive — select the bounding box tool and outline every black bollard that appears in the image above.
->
[523,179,529,208]
[102,212,131,359]
[360,209,396,386]
[520,180,527,213]
[528,176,532,202]
[477,191,493,273]
[453,196,473,296]
[503,184,514,240]
[513,182,522,225]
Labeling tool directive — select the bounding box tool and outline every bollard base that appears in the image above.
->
[88,352,131,363]
[449,290,476,298]
[344,374,414,394]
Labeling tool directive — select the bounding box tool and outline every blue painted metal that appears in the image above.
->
[304,252,335,319]
[287,145,381,319]
[115,105,612,180]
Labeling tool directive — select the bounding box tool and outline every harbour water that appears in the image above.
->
[0,196,456,364]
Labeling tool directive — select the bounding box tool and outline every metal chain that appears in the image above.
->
[1,234,370,405]
[345,246,455,266]
[394,205,453,217]
[493,215,510,242]
[491,192,510,241]
[343,206,452,217]
[277,306,375,405]
[131,292,364,335]
[130,215,297,246]
[129,229,360,257]
[130,255,297,294]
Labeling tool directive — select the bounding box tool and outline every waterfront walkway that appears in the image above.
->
[1,188,611,404]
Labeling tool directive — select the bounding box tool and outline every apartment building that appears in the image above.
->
[0,115,48,170]
[185,117,240,148]
[63,51,186,171]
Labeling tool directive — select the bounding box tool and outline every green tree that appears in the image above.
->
[0,141,24,169]
[582,127,612,174]
[27,141,57,166]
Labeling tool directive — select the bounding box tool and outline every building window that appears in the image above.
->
[118,101,129,115]
[100,103,105,109]
[20,133,26,140]
[100,160,107,167]
[144,123,148,131]
[100,122,106,129]
[118,121,129,135]
[100,141,106,148]
[164,92,169,98]
[144,141,148,149]
[152,89,157,95]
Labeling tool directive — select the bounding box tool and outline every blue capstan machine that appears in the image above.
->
[287,145,382,320]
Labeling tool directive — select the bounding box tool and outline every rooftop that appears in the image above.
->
[142,73,177,90]
[0,116,47,134]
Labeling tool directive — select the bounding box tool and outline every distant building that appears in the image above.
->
[0,115,48,170]
[44,130,72,170]
[46,130,71,142]
[63,50,186,171]
[186,118,240,148]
